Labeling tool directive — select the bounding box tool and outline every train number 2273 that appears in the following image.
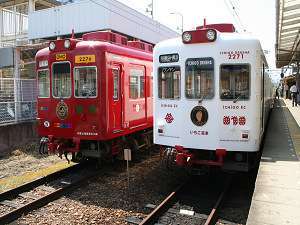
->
[75,55,96,63]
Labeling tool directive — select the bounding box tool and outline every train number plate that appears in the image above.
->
[75,55,96,63]
[56,53,67,61]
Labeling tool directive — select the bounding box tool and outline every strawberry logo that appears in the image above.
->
[165,113,174,123]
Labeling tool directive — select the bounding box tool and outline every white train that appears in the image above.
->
[153,24,274,171]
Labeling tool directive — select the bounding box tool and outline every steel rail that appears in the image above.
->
[204,176,232,225]
[139,181,187,225]
[139,175,232,225]
[0,163,96,224]
[0,163,83,201]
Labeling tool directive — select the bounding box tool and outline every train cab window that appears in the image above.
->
[220,64,250,100]
[158,66,180,99]
[129,68,144,99]
[74,67,97,98]
[37,70,50,98]
[52,63,71,98]
[112,69,119,100]
[185,58,214,99]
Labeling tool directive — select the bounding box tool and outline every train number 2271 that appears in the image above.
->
[228,53,244,59]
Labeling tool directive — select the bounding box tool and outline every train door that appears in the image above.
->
[126,64,147,127]
[110,65,123,131]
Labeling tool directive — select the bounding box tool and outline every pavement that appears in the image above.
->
[246,99,300,225]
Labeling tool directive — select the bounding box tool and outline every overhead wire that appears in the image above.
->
[224,0,246,32]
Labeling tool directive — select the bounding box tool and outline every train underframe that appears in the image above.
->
[160,145,261,172]
[39,129,153,163]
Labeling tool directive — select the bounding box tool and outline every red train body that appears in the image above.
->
[36,31,153,162]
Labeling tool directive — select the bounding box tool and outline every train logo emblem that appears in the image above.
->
[56,101,68,120]
[165,113,174,123]
[196,111,203,122]
[191,106,208,126]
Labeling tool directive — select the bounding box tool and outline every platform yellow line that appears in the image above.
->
[0,161,74,193]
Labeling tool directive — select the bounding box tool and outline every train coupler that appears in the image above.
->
[171,146,228,167]
[47,136,80,163]
[56,148,70,163]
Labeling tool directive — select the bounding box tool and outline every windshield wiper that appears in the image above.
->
[233,95,241,103]
[198,93,207,103]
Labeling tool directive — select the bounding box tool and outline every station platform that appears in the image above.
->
[246,99,300,225]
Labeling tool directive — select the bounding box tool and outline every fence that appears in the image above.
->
[1,5,28,37]
[0,78,36,125]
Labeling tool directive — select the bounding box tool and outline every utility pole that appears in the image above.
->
[146,0,153,19]
[170,12,183,33]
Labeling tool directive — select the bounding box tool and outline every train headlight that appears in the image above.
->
[64,39,71,49]
[44,121,50,128]
[206,29,217,41]
[182,32,192,43]
[49,41,56,51]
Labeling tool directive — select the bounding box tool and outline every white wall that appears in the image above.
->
[28,0,178,43]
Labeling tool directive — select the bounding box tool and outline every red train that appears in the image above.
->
[36,31,153,163]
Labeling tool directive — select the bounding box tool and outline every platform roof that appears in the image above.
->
[276,0,300,68]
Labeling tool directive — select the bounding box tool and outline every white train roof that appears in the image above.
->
[154,31,264,57]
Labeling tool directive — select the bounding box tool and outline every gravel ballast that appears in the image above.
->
[17,152,189,225]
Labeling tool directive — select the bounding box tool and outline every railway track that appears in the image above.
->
[137,173,232,225]
[0,163,98,224]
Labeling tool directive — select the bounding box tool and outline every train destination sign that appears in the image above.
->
[159,53,179,63]
[56,53,67,61]
[186,57,214,69]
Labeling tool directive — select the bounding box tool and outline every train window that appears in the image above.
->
[129,68,144,99]
[74,67,97,98]
[38,70,50,98]
[112,69,119,100]
[140,76,145,98]
[52,62,71,98]
[185,58,214,99]
[220,64,250,100]
[158,66,180,99]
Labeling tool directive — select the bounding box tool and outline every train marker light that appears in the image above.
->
[64,39,71,49]
[49,41,56,51]
[206,29,216,41]
[182,32,192,43]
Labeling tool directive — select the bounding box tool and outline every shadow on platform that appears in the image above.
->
[261,99,299,162]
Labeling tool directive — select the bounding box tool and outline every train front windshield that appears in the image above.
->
[220,64,250,100]
[74,67,97,98]
[185,58,214,99]
[52,62,71,98]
